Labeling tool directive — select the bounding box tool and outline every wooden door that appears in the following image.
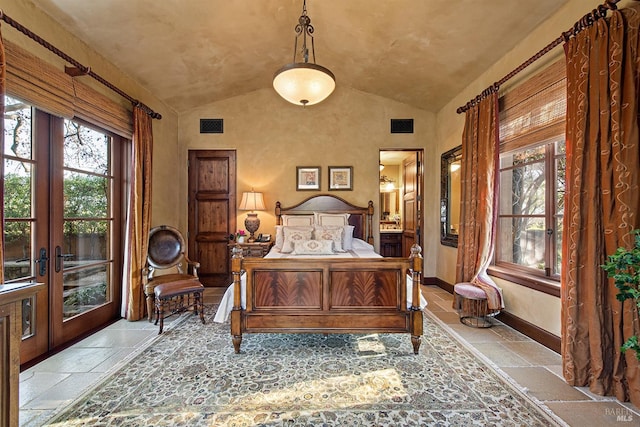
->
[402,151,423,257]
[188,150,236,287]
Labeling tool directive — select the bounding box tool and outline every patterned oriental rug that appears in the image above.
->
[46,307,563,426]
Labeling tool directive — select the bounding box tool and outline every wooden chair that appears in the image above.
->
[142,225,205,333]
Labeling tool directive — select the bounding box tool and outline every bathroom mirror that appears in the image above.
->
[441,145,462,247]
[380,189,399,220]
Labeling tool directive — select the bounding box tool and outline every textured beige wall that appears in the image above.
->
[179,85,438,273]
[433,0,619,336]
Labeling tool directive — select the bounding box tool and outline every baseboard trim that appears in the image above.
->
[496,311,561,354]
[426,277,561,354]
[424,276,454,293]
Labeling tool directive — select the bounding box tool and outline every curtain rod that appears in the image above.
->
[0,10,162,120]
[456,0,629,114]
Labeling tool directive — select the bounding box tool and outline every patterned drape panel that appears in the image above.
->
[562,5,640,405]
[0,27,5,284]
[122,106,153,320]
[455,93,504,310]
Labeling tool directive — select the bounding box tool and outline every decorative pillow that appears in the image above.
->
[314,212,350,226]
[281,214,314,226]
[314,225,345,252]
[342,225,355,250]
[292,239,334,255]
[281,226,314,253]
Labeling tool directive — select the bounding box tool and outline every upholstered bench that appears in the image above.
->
[453,282,494,328]
[154,280,205,334]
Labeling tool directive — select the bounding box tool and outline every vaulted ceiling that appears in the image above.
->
[32,0,567,113]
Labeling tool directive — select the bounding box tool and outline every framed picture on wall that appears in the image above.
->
[296,166,321,190]
[328,166,353,191]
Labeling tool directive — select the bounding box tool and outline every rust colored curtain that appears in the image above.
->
[0,27,5,284]
[562,4,640,405]
[455,93,504,310]
[122,106,153,320]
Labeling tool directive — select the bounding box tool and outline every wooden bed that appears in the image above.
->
[229,194,424,354]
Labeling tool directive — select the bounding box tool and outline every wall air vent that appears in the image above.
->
[390,119,414,134]
[200,119,224,134]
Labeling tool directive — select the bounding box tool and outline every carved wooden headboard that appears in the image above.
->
[275,194,374,244]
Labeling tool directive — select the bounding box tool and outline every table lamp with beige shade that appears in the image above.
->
[238,191,266,242]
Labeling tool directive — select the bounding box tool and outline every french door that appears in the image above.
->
[3,96,123,365]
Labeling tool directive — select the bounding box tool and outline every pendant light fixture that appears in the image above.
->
[273,0,335,106]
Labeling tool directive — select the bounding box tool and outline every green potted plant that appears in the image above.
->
[602,229,640,360]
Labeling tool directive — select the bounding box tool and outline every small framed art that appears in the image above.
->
[328,166,353,191]
[296,166,321,191]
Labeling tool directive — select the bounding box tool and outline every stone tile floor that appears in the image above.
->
[19,286,640,426]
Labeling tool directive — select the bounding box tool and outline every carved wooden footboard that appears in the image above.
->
[230,245,423,354]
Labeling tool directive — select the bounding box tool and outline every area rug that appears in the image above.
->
[45,306,562,426]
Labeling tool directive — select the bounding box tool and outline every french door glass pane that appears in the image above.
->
[4,159,34,281]
[62,120,112,319]
[63,121,109,174]
[63,220,108,261]
[63,265,110,318]
[3,221,32,281]
[64,171,108,217]
[3,97,32,159]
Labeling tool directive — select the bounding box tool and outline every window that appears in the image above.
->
[496,139,565,278]
[491,60,566,292]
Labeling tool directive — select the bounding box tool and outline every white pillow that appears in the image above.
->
[342,225,355,250]
[281,226,314,253]
[351,238,375,251]
[274,225,284,250]
[293,239,334,255]
[314,212,350,226]
[314,225,345,252]
[281,214,314,226]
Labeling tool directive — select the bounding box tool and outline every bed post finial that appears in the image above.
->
[275,201,282,225]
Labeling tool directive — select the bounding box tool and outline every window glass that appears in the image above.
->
[497,138,565,278]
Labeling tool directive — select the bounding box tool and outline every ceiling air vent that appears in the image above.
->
[390,119,414,134]
[200,119,223,134]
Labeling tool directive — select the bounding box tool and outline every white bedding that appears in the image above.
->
[213,239,427,323]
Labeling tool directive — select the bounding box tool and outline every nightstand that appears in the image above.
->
[228,241,274,258]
